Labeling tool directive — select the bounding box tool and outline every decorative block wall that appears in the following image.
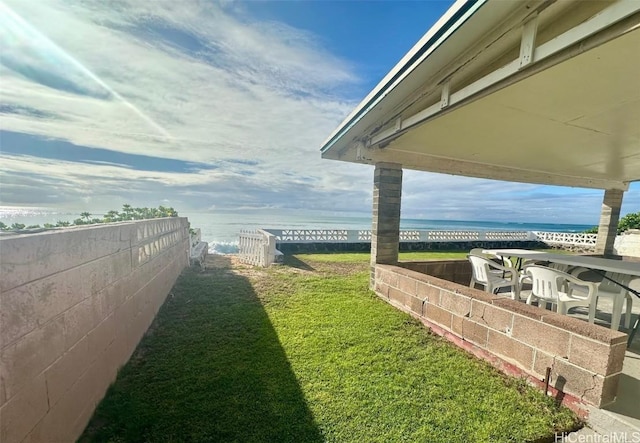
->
[0,218,189,443]
[397,260,472,286]
[374,262,627,409]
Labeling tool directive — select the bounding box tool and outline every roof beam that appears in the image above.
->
[368,2,640,148]
[340,146,629,191]
[320,0,487,154]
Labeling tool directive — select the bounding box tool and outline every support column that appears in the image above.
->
[371,162,402,288]
[594,189,624,256]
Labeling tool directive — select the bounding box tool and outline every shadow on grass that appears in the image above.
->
[283,255,316,271]
[203,254,233,270]
[80,268,323,443]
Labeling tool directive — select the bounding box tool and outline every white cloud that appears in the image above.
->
[0,0,357,159]
[0,0,369,209]
[0,153,373,214]
[0,0,637,225]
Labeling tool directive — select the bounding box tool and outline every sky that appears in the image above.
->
[0,0,637,224]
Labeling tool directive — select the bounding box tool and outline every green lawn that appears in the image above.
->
[81,254,579,443]
[293,250,469,263]
[294,248,567,263]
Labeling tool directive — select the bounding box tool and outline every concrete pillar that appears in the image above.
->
[371,162,402,287]
[595,189,624,256]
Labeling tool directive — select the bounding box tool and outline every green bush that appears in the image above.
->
[0,204,179,232]
[618,211,640,233]
[585,211,640,234]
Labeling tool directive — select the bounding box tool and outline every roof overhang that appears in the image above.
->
[321,0,640,191]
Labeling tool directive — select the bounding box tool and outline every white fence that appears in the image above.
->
[237,229,638,265]
[264,229,538,243]
[238,229,277,267]
[532,231,597,247]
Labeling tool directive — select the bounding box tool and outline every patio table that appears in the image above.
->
[483,249,640,346]
[481,249,546,270]
[482,249,640,276]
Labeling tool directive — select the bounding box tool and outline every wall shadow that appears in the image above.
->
[604,373,640,421]
[80,268,323,442]
[204,254,233,270]
[604,341,640,422]
[283,255,316,271]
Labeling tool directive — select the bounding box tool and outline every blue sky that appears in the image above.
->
[0,0,637,224]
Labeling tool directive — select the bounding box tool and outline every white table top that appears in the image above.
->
[482,249,640,277]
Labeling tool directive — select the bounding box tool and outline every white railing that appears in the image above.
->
[262,229,599,249]
[485,231,532,241]
[532,231,597,247]
[189,228,201,254]
[400,230,421,241]
[265,229,536,243]
[426,230,481,241]
[238,229,277,267]
[277,229,350,242]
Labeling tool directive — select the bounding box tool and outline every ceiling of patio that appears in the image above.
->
[322,1,640,191]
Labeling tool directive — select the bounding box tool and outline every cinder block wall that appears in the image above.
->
[0,218,189,443]
[397,260,472,286]
[374,263,627,409]
[614,230,640,258]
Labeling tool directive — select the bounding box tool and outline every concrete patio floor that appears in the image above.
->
[591,305,640,437]
[598,343,640,435]
[518,278,640,435]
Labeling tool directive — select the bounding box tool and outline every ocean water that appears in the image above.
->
[0,206,595,254]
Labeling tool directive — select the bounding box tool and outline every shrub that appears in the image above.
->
[0,204,180,233]
[584,211,640,234]
[618,211,640,233]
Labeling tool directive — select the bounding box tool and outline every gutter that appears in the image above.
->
[320,0,487,154]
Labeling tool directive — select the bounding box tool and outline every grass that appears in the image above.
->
[81,254,579,443]
[294,250,469,263]
[294,248,568,263]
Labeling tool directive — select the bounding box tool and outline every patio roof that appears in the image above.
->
[321,0,640,191]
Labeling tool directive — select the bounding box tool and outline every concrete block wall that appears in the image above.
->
[0,218,189,443]
[370,163,402,274]
[614,230,640,258]
[397,260,472,286]
[374,263,627,408]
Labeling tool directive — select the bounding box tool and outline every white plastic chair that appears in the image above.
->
[520,262,572,287]
[523,265,597,321]
[572,272,634,331]
[468,255,520,300]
